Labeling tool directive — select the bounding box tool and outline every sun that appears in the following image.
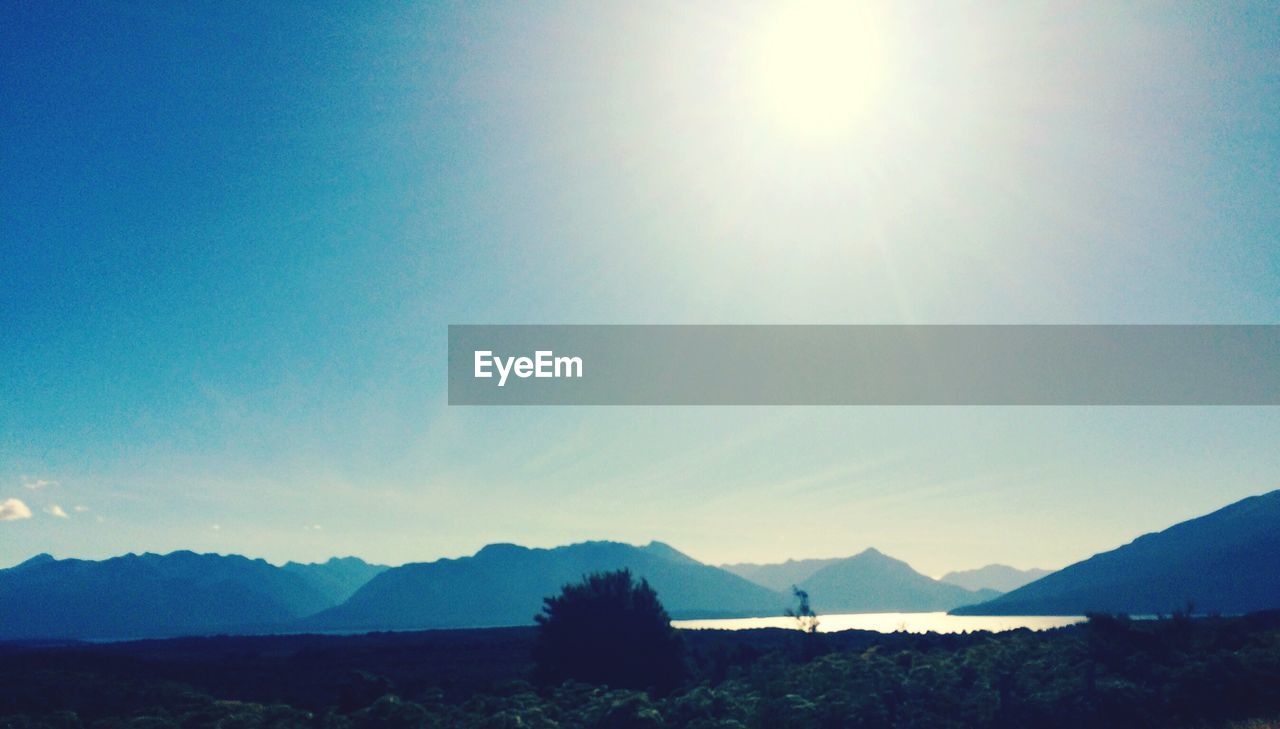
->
[751,2,891,140]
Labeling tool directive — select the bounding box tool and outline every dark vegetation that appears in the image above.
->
[786,586,820,635]
[3,609,1280,728]
[533,570,685,691]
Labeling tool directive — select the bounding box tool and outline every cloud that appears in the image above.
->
[73,505,89,513]
[45,504,69,519]
[0,498,33,521]
[306,524,323,531]
[22,477,58,491]
[211,523,221,531]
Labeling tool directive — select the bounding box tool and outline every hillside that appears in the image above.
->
[953,490,1280,616]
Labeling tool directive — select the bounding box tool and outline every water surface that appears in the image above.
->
[674,612,1085,634]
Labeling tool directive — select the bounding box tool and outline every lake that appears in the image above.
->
[673,612,1086,634]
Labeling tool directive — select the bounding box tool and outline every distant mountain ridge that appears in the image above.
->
[953,490,1280,616]
[723,550,999,612]
[0,543,1004,640]
[304,540,788,632]
[283,556,388,605]
[795,549,999,613]
[941,564,1050,593]
[0,552,385,641]
[721,557,843,592]
[0,551,329,640]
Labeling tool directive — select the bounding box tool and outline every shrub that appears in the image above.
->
[532,569,685,692]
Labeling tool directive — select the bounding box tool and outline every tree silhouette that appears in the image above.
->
[532,569,685,691]
[787,586,819,634]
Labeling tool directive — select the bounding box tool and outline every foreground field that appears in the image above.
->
[2,612,1279,728]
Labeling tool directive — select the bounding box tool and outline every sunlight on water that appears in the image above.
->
[673,612,1086,634]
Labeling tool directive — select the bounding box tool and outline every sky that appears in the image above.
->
[2,1,1279,576]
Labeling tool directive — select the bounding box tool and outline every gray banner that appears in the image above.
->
[447,325,1280,405]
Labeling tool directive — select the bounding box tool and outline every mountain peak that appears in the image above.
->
[285,556,373,569]
[475,543,529,559]
[796,548,990,613]
[642,541,698,564]
[326,556,365,565]
[12,553,55,570]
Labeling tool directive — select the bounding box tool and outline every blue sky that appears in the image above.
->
[2,2,1278,574]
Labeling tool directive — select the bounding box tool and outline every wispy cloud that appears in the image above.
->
[0,498,33,521]
[45,504,69,519]
[306,524,323,531]
[73,505,89,513]
[22,477,58,491]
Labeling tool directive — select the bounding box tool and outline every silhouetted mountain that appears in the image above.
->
[306,541,787,631]
[721,557,843,592]
[282,556,387,605]
[797,549,999,613]
[0,551,333,641]
[9,553,55,572]
[940,564,1050,593]
[953,490,1280,616]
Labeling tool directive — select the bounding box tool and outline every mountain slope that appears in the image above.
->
[7,553,55,572]
[306,541,787,631]
[941,564,1050,593]
[282,556,387,605]
[953,490,1280,616]
[798,549,998,613]
[0,551,334,640]
[721,558,843,592]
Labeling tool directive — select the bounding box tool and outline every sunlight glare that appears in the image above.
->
[752,1,890,140]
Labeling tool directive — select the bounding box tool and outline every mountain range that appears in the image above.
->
[953,489,1280,616]
[794,549,1001,612]
[304,540,785,632]
[282,556,388,605]
[723,555,1044,597]
[0,551,377,641]
[0,540,990,640]
[940,564,1050,593]
[721,557,844,592]
[3,489,1279,639]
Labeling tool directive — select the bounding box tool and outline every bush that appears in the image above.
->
[532,569,685,692]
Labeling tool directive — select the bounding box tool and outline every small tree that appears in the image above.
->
[787,586,819,634]
[533,569,685,691]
